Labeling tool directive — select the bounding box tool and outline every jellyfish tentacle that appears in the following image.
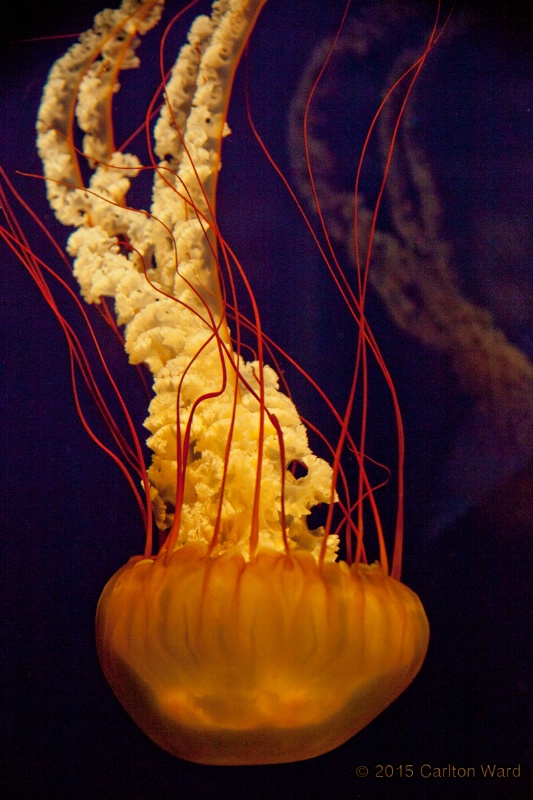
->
[37,0,335,556]
[75,0,166,166]
[36,0,165,224]
[290,1,533,534]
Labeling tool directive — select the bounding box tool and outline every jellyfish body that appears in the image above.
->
[9,0,431,765]
[97,545,428,764]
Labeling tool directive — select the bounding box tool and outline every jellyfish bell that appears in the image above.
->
[97,543,427,764]
[2,0,431,765]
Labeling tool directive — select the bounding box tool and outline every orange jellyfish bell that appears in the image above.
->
[97,545,428,764]
[27,0,431,766]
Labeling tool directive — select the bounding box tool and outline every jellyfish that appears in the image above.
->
[2,0,430,766]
